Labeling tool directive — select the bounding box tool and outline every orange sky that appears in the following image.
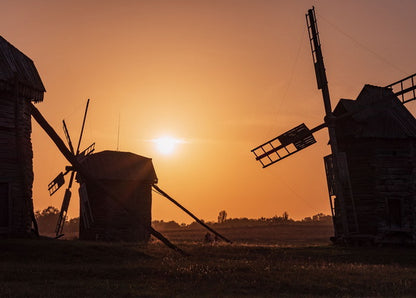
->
[2,0,416,224]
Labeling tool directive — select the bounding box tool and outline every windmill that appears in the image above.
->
[47,99,95,237]
[251,7,416,244]
[31,100,230,254]
[0,36,46,237]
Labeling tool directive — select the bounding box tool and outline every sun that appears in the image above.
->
[153,136,182,155]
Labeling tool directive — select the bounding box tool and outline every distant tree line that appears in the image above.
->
[35,207,332,234]
[35,206,79,235]
[152,211,332,230]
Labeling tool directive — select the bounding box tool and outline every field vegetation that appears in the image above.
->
[2,214,416,297]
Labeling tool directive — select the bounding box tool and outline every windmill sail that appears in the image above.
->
[55,188,71,236]
[306,7,331,114]
[252,123,318,168]
[48,172,65,195]
[385,73,416,104]
[63,120,75,154]
[77,143,95,162]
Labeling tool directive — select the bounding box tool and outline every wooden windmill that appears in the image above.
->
[31,100,230,253]
[47,99,95,237]
[0,36,45,237]
[252,7,416,244]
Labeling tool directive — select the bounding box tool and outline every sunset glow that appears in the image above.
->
[152,136,183,155]
[3,1,416,224]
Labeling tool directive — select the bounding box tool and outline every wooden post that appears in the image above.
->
[153,185,232,243]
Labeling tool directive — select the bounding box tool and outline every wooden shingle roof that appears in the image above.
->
[0,36,45,102]
[80,151,158,184]
[333,85,416,139]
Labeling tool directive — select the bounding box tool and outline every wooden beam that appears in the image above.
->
[153,185,232,243]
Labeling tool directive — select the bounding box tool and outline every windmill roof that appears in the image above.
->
[0,36,45,102]
[80,150,158,184]
[333,84,416,138]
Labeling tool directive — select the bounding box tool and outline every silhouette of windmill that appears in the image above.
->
[252,7,416,244]
[32,101,231,253]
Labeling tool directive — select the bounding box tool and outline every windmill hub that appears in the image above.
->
[324,113,336,124]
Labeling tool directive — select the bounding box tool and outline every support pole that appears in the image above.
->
[153,185,232,243]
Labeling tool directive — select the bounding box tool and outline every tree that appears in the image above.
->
[65,217,79,233]
[282,211,289,221]
[312,213,332,223]
[218,210,227,223]
[35,206,60,234]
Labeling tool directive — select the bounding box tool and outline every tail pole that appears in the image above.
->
[153,185,232,243]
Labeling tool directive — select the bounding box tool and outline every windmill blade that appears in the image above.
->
[48,172,66,196]
[77,143,95,163]
[385,73,416,104]
[306,6,332,116]
[251,92,401,169]
[55,188,72,237]
[55,170,75,237]
[63,120,75,154]
[75,98,90,155]
[252,122,326,168]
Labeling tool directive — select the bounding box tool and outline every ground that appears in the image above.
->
[1,224,416,297]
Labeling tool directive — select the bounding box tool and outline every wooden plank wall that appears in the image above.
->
[80,179,151,242]
[0,92,34,236]
[338,138,416,242]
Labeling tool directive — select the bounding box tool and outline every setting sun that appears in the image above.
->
[152,136,183,155]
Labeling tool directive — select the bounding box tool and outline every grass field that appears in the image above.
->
[1,224,416,297]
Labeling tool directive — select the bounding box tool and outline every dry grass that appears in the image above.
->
[159,223,334,246]
[1,225,416,297]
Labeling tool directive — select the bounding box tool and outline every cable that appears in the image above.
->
[278,176,319,212]
[317,12,408,75]
[265,26,307,139]
[275,27,307,117]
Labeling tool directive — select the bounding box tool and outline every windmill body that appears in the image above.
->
[328,85,416,243]
[77,150,157,242]
[38,99,230,249]
[0,36,45,237]
[252,7,416,245]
